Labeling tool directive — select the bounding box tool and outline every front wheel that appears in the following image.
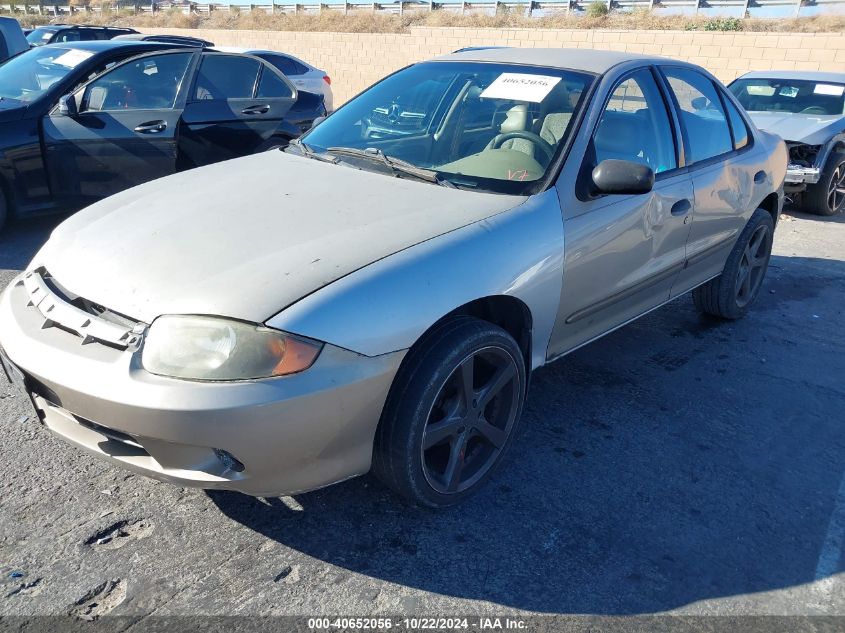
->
[373,317,526,508]
[801,152,845,216]
[693,208,774,320]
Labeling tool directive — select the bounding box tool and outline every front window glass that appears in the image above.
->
[0,46,93,103]
[593,70,677,174]
[300,61,594,194]
[26,28,57,46]
[82,52,193,112]
[664,67,733,164]
[729,78,845,116]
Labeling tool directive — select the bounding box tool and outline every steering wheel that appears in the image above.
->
[800,106,828,115]
[488,131,556,164]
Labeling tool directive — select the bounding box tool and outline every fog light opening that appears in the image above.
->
[213,448,245,473]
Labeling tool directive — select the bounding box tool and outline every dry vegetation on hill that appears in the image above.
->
[17,8,845,32]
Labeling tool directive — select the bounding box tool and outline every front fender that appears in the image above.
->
[266,188,565,370]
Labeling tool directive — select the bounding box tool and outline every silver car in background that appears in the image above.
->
[729,71,845,216]
[0,49,786,508]
[217,46,334,112]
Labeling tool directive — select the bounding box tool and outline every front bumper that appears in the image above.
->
[0,274,404,496]
[785,164,821,185]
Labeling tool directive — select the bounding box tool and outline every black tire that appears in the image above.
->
[693,208,774,320]
[373,317,527,508]
[800,152,845,216]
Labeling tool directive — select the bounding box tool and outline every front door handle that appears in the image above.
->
[134,120,167,134]
[241,104,271,115]
[754,170,767,184]
[670,198,693,216]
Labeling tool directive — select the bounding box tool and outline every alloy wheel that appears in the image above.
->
[735,224,770,308]
[420,346,521,495]
[827,162,845,213]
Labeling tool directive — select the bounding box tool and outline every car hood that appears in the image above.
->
[746,111,845,145]
[34,150,525,325]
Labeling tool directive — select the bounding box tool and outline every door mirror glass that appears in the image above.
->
[58,93,78,117]
[592,159,655,195]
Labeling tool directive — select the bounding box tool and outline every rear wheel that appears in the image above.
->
[801,152,845,216]
[693,208,774,320]
[373,317,526,508]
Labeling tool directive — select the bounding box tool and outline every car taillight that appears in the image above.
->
[323,75,331,85]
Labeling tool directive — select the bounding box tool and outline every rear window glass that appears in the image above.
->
[195,55,260,100]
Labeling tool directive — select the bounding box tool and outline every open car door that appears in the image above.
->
[42,49,198,209]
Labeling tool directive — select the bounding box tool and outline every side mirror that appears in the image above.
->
[691,96,709,111]
[591,159,655,196]
[310,115,326,130]
[58,94,78,117]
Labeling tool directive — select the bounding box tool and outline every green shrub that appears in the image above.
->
[586,1,609,17]
[687,17,743,31]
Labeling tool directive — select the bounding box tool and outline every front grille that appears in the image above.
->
[20,268,146,350]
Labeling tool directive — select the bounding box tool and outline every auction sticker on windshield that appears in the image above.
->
[814,84,845,97]
[52,49,95,68]
[480,73,562,103]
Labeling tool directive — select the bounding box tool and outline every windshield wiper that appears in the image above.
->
[288,139,339,164]
[326,146,455,188]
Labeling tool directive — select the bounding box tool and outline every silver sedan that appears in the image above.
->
[0,48,787,507]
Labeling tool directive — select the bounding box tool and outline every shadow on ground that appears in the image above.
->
[209,253,845,614]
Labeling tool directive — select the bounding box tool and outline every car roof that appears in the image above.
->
[40,40,188,53]
[434,47,667,75]
[32,24,135,31]
[214,46,315,66]
[738,70,845,84]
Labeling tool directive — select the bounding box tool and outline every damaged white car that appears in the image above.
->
[730,71,845,216]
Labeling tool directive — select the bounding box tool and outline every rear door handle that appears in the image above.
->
[134,120,167,134]
[754,170,767,184]
[670,198,693,216]
[241,105,271,115]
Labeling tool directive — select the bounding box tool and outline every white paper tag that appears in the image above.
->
[814,83,845,97]
[52,49,94,69]
[480,73,562,103]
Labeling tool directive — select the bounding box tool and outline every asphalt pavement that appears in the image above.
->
[0,209,844,618]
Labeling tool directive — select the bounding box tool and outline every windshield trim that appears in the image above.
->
[300,60,598,196]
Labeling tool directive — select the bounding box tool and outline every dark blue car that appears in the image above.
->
[0,40,326,230]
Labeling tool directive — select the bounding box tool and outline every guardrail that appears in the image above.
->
[1,0,841,18]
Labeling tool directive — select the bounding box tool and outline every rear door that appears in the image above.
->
[658,66,769,295]
[42,50,197,208]
[178,53,296,167]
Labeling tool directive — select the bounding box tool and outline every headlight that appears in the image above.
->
[141,315,322,381]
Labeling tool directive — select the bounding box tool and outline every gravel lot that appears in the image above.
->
[0,209,843,618]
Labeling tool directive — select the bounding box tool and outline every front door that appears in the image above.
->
[42,50,196,208]
[548,68,694,358]
[178,53,296,168]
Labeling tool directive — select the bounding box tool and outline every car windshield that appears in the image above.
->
[0,46,93,103]
[26,28,57,46]
[729,78,845,116]
[300,61,594,194]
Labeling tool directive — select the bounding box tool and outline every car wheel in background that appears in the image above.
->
[801,152,845,216]
[373,317,526,508]
[693,208,775,320]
